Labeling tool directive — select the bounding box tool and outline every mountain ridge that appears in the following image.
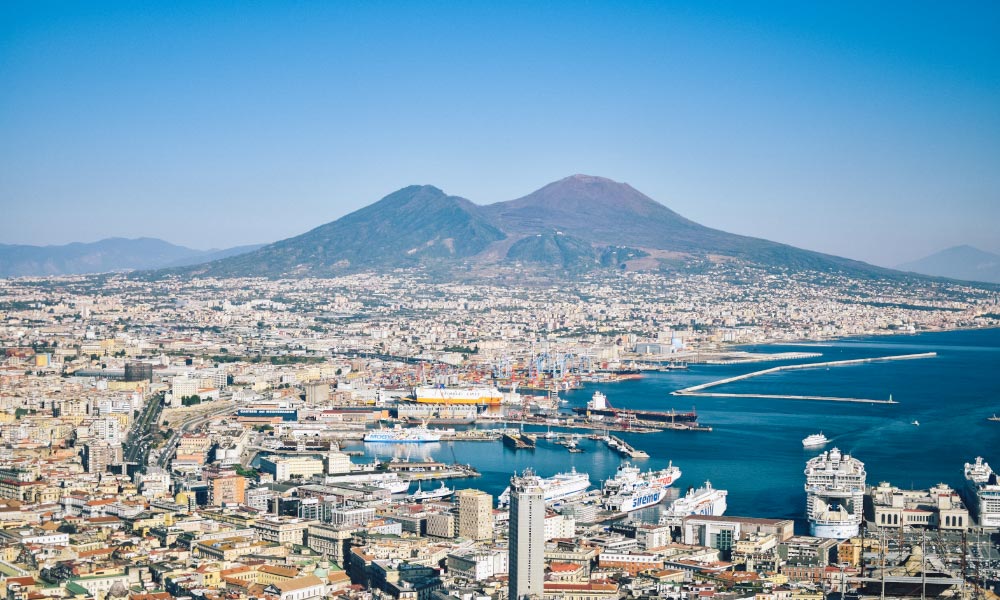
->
[897,245,1000,284]
[0,237,268,277]
[159,175,919,280]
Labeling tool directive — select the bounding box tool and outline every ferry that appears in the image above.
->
[659,481,728,523]
[363,424,442,443]
[601,461,681,512]
[406,481,454,502]
[802,433,829,448]
[498,467,591,507]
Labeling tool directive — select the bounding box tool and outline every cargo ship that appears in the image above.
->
[498,467,590,507]
[805,448,866,538]
[573,390,698,423]
[414,386,505,406]
[964,456,1000,527]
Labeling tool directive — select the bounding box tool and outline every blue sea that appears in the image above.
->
[348,328,1000,530]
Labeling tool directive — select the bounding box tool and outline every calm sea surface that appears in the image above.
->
[347,328,1000,530]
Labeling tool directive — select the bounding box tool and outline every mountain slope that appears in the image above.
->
[159,175,928,280]
[485,175,897,276]
[182,185,506,277]
[897,245,1000,284]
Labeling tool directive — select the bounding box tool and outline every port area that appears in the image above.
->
[672,352,936,403]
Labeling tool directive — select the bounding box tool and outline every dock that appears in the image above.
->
[672,352,936,403]
[605,435,649,458]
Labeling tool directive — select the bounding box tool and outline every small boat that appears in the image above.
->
[802,433,829,448]
[911,420,920,426]
[988,415,1000,422]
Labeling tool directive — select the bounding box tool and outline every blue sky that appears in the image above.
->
[1,1,998,266]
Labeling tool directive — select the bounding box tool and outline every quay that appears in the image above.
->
[672,352,936,403]
[605,434,649,458]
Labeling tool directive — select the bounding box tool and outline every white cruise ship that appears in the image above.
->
[406,481,454,502]
[802,433,828,448]
[363,424,442,443]
[602,462,682,513]
[498,467,591,507]
[804,448,866,538]
[964,456,1000,527]
[660,481,728,523]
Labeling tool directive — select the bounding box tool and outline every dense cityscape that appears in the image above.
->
[0,266,997,600]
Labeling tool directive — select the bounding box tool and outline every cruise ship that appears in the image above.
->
[660,481,728,522]
[964,456,1000,527]
[414,386,506,405]
[602,462,682,512]
[363,424,442,443]
[804,448,866,538]
[498,467,591,507]
[802,433,829,448]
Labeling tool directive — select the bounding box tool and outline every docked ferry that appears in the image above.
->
[660,481,728,522]
[363,424,442,443]
[602,461,681,512]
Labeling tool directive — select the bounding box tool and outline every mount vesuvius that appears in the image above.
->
[167,175,904,279]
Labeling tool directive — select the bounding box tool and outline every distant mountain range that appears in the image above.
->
[172,174,905,280]
[0,238,263,277]
[897,245,1000,284]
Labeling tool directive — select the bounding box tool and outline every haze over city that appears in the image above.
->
[2,1,999,266]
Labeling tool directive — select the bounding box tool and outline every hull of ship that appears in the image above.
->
[605,487,666,512]
[810,521,860,539]
[572,407,698,423]
[414,397,501,405]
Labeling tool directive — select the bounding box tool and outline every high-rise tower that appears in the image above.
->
[508,469,545,600]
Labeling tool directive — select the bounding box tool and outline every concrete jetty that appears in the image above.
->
[605,434,649,458]
[671,352,935,403]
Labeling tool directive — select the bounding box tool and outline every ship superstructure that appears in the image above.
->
[499,467,591,507]
[964,456,1000,527]
[804,448,866,538]
[660,481,728,524]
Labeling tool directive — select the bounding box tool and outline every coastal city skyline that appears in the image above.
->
[2,4,1000,600]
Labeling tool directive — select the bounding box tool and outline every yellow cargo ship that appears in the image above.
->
[414,386,505,405]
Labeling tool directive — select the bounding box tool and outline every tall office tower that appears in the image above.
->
[457,488,494,541]
[508,470,545,600]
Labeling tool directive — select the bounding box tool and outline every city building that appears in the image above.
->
[509,470,545,600]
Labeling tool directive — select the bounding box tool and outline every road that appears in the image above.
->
[123,392,165,467]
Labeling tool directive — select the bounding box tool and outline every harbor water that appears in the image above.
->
[347,328,1000,529]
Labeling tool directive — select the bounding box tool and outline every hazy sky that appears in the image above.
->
[2,2,998,266]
